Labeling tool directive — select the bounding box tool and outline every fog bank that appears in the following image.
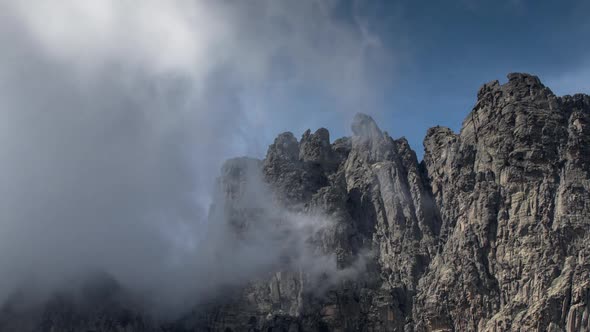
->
[0,0,391,316]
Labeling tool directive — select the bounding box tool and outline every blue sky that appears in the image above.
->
[277,0,590,159]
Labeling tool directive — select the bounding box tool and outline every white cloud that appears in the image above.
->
[8,0,229,77]
[0,0,391,316]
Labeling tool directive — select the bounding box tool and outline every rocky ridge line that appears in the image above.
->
[1,73,589,332]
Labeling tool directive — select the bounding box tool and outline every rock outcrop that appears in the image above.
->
[417,73,590,331]
[1,73,589,331]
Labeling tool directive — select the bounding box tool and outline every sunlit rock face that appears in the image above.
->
[2,73,590,332]
[418,73,590,332]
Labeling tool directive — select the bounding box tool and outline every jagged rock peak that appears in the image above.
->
[419,73,590,331]
[331,136,352,163]
[5,72,590,332]
[351,113,382,139]
[560,92,590,109]
[476,72,555,107]
[423,126,457,159]
[266,131,299,162]
[299,128,333,164]
[302,127,330,143]
[507,72,543,86]
[425,125,455,138]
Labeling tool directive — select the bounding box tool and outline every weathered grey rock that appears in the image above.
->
[417,73,590,331]
[2,73,589,332]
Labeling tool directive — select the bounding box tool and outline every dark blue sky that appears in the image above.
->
[294,0,590,159]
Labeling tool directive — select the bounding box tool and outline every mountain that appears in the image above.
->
[2,73,589,331]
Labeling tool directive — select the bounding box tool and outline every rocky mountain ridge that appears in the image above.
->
[1,73,589,331]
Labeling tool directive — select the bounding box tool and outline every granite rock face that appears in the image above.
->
[418,73,590,331]
[2,73,590,331]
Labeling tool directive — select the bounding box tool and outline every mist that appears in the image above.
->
[0,0,390,317]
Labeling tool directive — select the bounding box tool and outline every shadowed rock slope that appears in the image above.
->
[1,73,589,331]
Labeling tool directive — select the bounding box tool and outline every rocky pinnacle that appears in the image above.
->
[2,73,589,332]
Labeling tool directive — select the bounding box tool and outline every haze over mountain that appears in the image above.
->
[0,1,589,331]
[2,72,589,331]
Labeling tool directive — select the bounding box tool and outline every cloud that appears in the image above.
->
[6,0,388,105]
[0,0,390,318]
[6,0,228,77]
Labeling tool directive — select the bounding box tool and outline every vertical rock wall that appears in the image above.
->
[2,73,589,332]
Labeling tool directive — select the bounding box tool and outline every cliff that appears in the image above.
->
[2,73,589,331]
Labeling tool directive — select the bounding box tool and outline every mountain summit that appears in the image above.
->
[2,73,590,331]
